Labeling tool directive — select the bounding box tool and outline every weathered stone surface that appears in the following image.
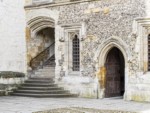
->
[24,0,150,102]
[0,0,26,73]
[55,0,145,78]
[0,76,25,96]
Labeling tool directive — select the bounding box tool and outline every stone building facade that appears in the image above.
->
[24,0,150,102]
[0,0,26,73]
[0,0,27,95]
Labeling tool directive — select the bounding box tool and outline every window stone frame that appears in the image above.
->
[61,23,86,76]
[134,18,150,73]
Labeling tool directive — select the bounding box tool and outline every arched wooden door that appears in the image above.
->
[105,47,125,98]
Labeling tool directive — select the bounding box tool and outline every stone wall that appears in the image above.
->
[0,77,26,96]
[0,71,26,96]
[124,17,150,102]
[146,0,150,17]
[45,0,143,77]
[25,0,150,101]
[54,0,146,98]
[27,28,55,65]
[0,0,26,73]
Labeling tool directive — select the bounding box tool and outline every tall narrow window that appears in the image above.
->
[148,34,150,71]
[72,35,80,71]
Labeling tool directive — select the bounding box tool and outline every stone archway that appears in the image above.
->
[105,47,125,98]
[95,37,130,98]
[26,16,55,70]
[27,16,55,37]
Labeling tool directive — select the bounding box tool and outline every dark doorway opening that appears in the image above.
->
[105,47,125,98]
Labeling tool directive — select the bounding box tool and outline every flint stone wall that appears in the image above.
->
[25,0,150,102]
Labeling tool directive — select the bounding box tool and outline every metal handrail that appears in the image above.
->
[30,42,55,69]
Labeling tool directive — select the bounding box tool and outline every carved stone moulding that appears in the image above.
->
[59,37,65,42]
[146,27,150,34]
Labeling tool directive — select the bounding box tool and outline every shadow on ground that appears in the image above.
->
[34,107,136,113]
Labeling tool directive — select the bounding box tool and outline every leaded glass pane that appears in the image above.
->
[72,35,80,71]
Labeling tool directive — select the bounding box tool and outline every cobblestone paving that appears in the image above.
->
[0,96,150,113]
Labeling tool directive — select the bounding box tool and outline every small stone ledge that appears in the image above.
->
[25,0,97,9]
[0,90,5,96]
[0,71,26,96]
[0,71,25,78]
[0,84,22,96]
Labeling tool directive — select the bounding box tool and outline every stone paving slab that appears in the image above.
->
[34,107,137,113]
[0,96,150,113]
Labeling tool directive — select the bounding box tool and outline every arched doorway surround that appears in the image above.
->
[27,16,55,37]
[26,16,55,70]
[94,37,130,98]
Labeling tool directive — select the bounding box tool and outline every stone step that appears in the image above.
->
[37,70,55,73]
[33,75,55,78]
[44,66,55,69]
[25,79,54,83]
[32,76,55,79]
[42,66,55,71]
[11,65,77,98]
[38,68,55,70]
[35,70,54,72]
[22,83,57,87]
[42,68,55,70]
[29,77,54,80]
[41,67,55,69]
[32,75,55,78]
[11,93,77,98]
[34,72,55,75]
[15,90,69,94]
[35,72,55,75]
[19,86,63,90]
[41,68,55,70]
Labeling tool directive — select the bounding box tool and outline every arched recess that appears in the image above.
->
[95,37,129,67]
[105,47,125,97]
[26,8,59,38]
[94,37,130,98]
[26,15,56,70]
[27,16,55,37]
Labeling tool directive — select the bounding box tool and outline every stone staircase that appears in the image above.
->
[33,66,55,78]
[44,55,55,67]
[11,77,76,98]
[11,57,77,98]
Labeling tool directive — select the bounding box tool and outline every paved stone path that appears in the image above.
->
[35,107,137,113]
[0,96,150,113]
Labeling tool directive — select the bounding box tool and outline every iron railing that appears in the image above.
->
[30,42,55,70]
